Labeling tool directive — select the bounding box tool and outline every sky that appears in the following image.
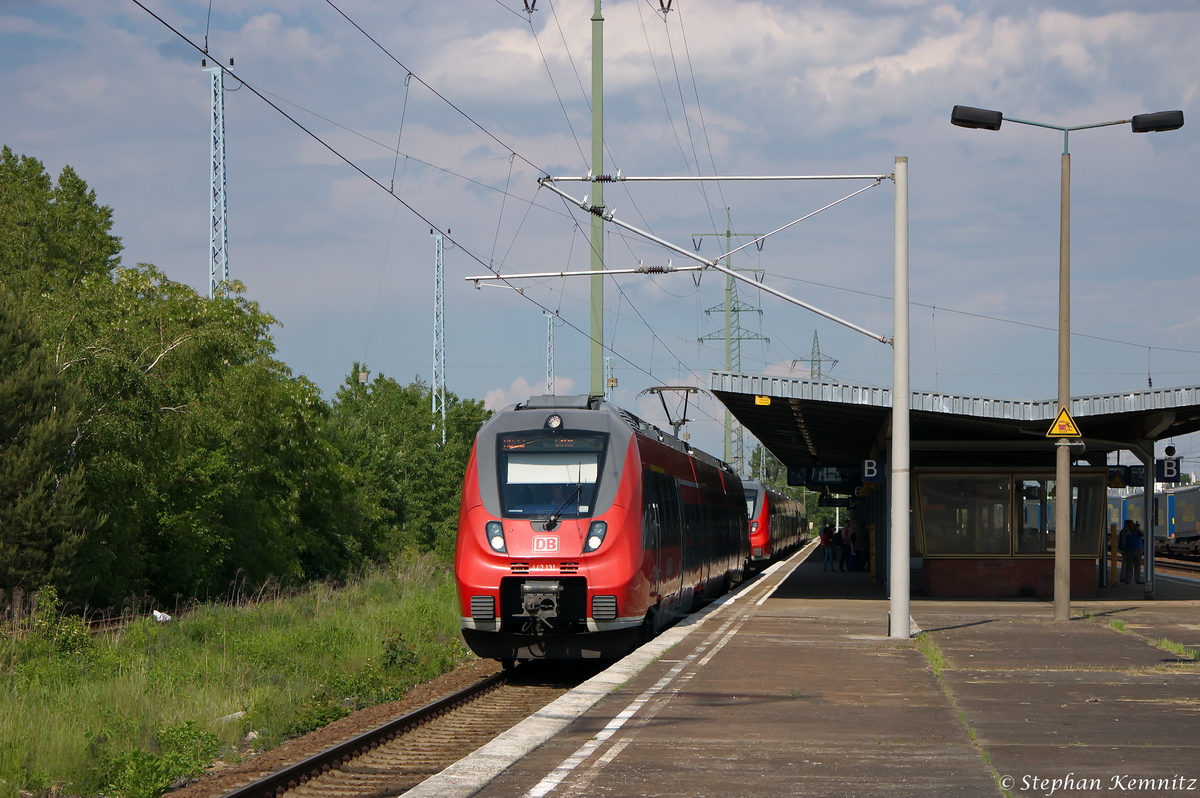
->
[2,0,1199,472]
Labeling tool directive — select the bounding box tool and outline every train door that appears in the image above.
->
[661,475,686,612]
[643,470,684,622]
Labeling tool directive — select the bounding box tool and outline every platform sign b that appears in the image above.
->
[862,459,885,483]
[1156,458,1182,483]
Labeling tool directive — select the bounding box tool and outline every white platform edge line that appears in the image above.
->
[403,545,812,798]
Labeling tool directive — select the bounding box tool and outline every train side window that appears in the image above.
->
[661,475,683,549]
[643,472,661,551]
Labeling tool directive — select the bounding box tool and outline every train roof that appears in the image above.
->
[510,394,736,476]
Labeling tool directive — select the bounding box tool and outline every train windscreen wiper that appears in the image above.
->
[543,482,583,531]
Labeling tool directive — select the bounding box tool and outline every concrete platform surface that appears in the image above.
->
[427,551,1200,798]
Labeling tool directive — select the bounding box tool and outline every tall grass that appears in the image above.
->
[0,558,469,798]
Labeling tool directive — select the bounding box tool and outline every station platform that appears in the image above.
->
[416,545,1200,798]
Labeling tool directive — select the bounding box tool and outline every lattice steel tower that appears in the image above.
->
[203,60,229,298]
[432,230,447,443]
[696,210,767,470]
[544,310,555,395]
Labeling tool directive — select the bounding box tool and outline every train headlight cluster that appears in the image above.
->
[750,521,759,533]
[583,520,608,552]
[485,520,507,553]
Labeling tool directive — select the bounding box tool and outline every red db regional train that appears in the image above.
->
[455,394,749,661]
[741,478,808,569]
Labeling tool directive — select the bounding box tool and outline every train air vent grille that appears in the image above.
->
[592,595,618,621]
[470,596,496,620]
[560,562,579,573]
[510,562,530,574]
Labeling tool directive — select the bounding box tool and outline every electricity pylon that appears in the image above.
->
[695,209,768,470]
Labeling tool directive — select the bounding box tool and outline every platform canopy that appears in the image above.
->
[710,372,1200,470]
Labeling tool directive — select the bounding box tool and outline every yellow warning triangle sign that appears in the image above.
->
[1046,406,1082,438]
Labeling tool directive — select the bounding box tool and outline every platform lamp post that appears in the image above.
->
[951,105,1184,621]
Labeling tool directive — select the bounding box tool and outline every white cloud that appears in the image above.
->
[484,375,577,411]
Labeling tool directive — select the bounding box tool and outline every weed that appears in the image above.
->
[1109,619,1127,632]
[914,633,948,676]
[96,721,219,798]
[1154,638,1194,659]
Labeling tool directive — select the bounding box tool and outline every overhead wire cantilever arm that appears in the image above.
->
[547,174,891,182]
[464,262,704,286]
[536,177,893,345]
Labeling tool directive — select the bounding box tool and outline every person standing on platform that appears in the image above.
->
[1117,519,1135,584]
[838,523,853,572]
[819,524,835,571]
[1124,522,1145,585]
[854,521,870,572]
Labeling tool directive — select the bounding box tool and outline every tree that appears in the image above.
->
[0,295,89,594]
[0,146,121,296]
[328,368,490,560]
[0,147,381,606]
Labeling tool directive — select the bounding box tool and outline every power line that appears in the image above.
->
[320,0,545,176]
[130,0,726,423]
[762,270,1200,356]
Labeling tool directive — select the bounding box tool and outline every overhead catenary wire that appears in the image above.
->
[526,9,589,167]
[132,0,893,438]
[675,1,728,214]
[128,1,697,408]
[319,0,546,176]
[763,271,1200,357]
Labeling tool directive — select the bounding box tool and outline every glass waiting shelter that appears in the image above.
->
[709,372,1200,598]
[916,470,1106,558]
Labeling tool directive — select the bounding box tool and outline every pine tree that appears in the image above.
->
[0,295,88,593]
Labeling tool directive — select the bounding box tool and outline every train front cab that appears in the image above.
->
[456,402,645,659]
[742,478,806,569]
[455,397,747,661]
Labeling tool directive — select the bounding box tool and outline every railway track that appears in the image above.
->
[1156,555,1200,576]
[222,661,599,798]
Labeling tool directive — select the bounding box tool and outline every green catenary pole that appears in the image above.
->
[589,0,605,396]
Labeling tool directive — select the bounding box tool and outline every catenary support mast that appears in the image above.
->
[204,61,228,298]
[433,230,446,443]
[589,0,605,396]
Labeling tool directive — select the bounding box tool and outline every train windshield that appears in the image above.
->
[497,432,608,518]
[744,488,760,519]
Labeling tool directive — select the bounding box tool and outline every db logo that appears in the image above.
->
[533,536,560,553]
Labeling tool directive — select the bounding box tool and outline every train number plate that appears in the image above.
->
[533,536,560,553]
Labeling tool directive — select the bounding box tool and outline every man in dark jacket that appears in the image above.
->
[1123,522,1145,585]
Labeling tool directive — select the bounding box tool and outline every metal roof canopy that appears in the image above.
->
[711,371,1200,470]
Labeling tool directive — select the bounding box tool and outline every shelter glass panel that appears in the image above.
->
[1015,474,1105,556]
[918,475,1012,555]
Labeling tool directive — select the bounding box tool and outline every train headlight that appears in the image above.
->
[546,414,563,431]
[485,520,507,553]
[583,520,608,552]
[750,521,759,533]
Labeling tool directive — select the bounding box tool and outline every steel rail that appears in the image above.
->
[220,670,510,798]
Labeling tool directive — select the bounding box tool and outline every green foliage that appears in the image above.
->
[0,296,89,595]
[25,586,93,660]
[0,564,468,798]
[95,721,219,798]
[0,147,393,606]
[0,146,121,296]
[328,367,490,560]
